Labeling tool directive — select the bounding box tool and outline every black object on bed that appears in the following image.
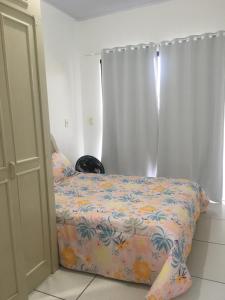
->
[75,155,105,174]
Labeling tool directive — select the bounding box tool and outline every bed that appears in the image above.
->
[52,152,209,300]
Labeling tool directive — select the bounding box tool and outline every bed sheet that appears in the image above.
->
[55,173,208,300]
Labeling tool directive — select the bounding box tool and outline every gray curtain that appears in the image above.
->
[101,44,158,176]
[157,32,225,202]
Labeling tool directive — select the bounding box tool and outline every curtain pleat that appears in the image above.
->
[101,32,225,202]
[157,32,225,202]
[101,45,158,176]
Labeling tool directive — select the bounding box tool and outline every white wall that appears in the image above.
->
[41,0,225,160]
[41,1,84,162]
[79,0,225,157]
[80,56,103,159]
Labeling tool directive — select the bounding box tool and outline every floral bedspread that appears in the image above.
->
[55,173,208,300]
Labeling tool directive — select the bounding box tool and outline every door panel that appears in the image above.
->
[0,105,6,171]
[0,182,18,300]
[2,15,37,161]
[0,8,26,300]
[18,170,44,273]
[0,125,4,167]
[0,4,51,293]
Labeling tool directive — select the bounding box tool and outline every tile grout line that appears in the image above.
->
[193,238,225,246]
[34,290,65,300]
[33,214,225,300]
[33,275,225,299]
[192,275,225,286]
[75,276,96,300]
[201,216,225,221]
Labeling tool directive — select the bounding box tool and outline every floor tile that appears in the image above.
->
[175,277,225,300]
[194,218,225,244]
[78,276,149,300]
[29,291,59,300]
[187,241,225,283]
[36,269,94,300]
[202,202,225,220]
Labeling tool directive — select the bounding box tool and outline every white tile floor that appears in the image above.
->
[29,202,225,300]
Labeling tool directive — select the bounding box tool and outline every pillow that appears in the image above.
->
[64,166,78,177]
[52,152,71,179]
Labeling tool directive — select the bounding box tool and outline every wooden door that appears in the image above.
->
[0,1,56,295]
[0,31,26,300]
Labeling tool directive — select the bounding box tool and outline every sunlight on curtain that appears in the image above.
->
[223,106,225,200]
[154,54,161,112]
[98,63,103,161]
[148,53,160,177]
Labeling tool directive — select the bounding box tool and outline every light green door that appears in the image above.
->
[0,8,26,300]
[0,2,52,296]
[0,75,26,300]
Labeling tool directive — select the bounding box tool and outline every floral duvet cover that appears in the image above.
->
[55,173,208,300]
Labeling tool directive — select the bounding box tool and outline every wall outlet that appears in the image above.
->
[64,119,69,128]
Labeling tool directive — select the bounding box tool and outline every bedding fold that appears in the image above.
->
[55,174,208,300]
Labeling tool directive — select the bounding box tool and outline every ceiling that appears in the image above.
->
[43,0,171,21]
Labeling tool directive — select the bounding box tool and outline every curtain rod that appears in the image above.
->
[83,31,225,57]
[84,52,101,57]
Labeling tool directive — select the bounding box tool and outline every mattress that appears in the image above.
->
[55,173,209,300]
